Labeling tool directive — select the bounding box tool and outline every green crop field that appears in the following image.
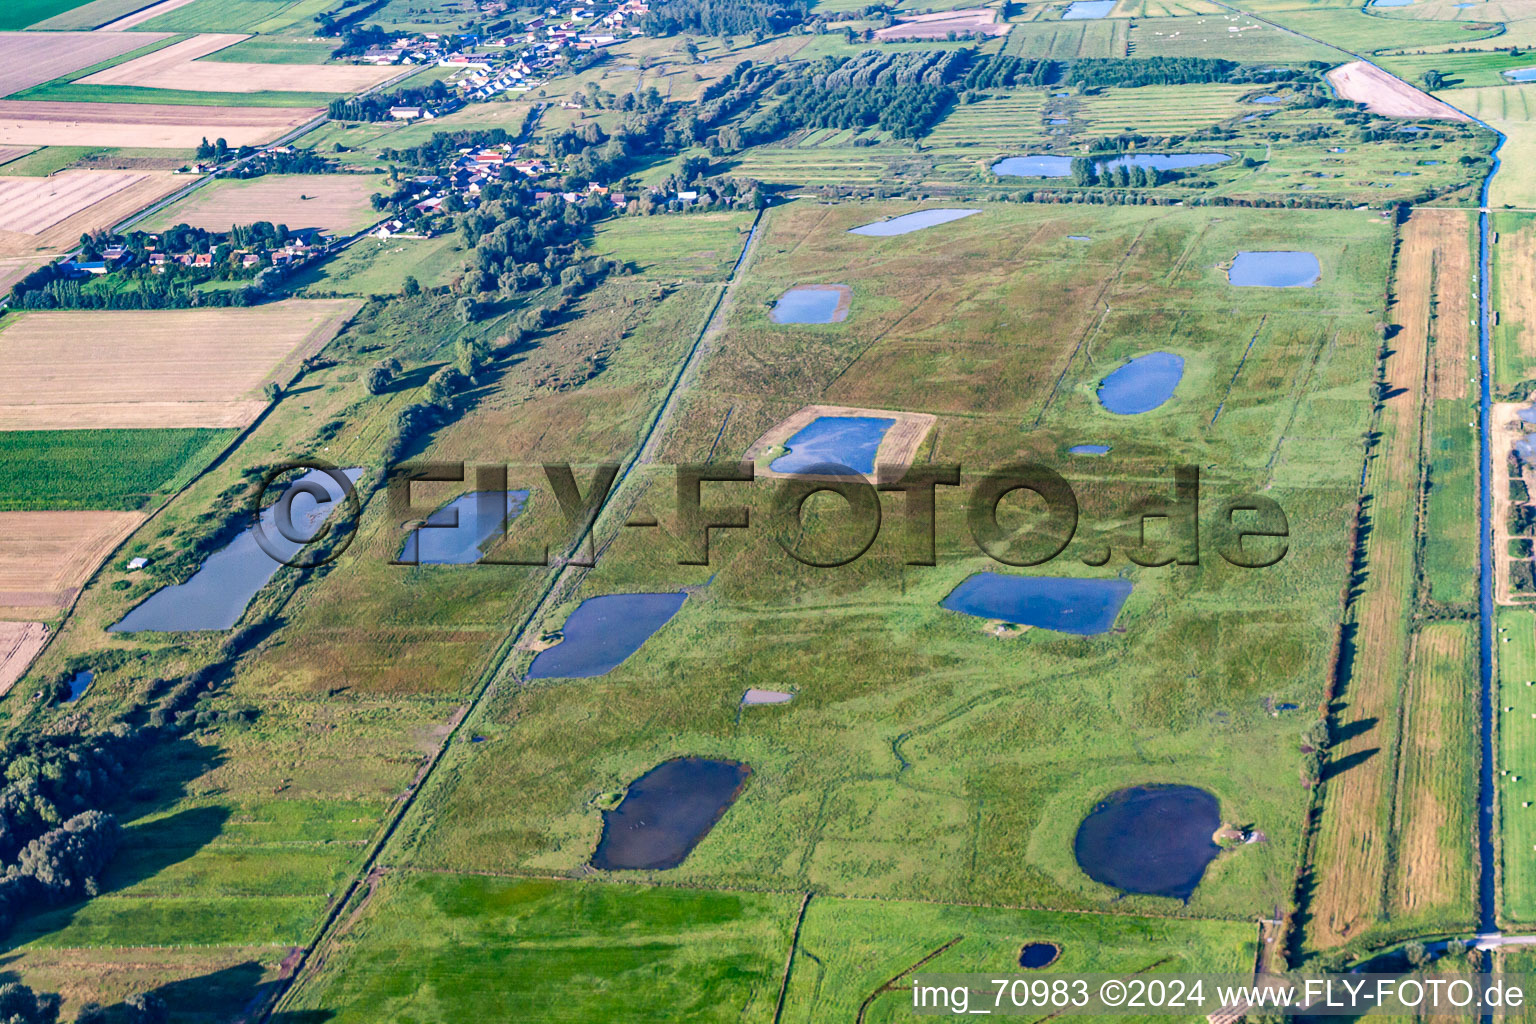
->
[0,0,95,29]
[137,0,323,33]
[1500,607,1536,924]
[0,429,235,511]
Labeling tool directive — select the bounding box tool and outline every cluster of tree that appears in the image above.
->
[329,22,398,57]
[639,0,810,37]
[454,193,610,299]
[739,54,962,142]
[6,272,265,311]
[1063,57,1302,90]
[380,126,519,168]
[1300,719,1330,786]
[0,983,61,1024]
[818,48,972,89]
[329,79,456,122]
[224,147,339,178]
[961,54,1055,91]
[1066,157,1177,188]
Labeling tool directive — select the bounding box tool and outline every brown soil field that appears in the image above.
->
[1327,61,1471,121]
[0,170,183,257]
[143,173,384,234]
[0,30,170,98]
[0,146,34,167]
[0,300,360,429]
[0,511,144,618]
[874,8,1009,40]
[1306,218,1431,948]
[0,100,319,148]
[79,32,399,93]
[0,622,47,697]
[745,404,936,481]
[1411,208,1475,401]
[98,0,200,30]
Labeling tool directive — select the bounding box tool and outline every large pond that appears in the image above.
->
[591,757,751,870]
[1073,785,1222,900]
[769,415,894,475]
[1063,0,1115,17]
[111,468,362,633]
[941,573,1133,635]
[1505,67,1536,82]
[1228,251,1320,288]
[1097,351,1184,415]
[399,490,529,564]
[849,209,979,236]
[770,284,851,324]
[526,592,687,679]
[992,153,1229,178]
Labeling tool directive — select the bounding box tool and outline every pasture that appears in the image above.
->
[1500,606,1536,925]
[142,173,390,235]
[0,99,320,148]
[0,301,360,429]
[0,169,182,256]
[0,510,145,618]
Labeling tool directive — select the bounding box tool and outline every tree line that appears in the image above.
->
[640,0,810,37]
[329,79,456,122]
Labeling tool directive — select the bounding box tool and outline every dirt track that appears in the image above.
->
[1327,61,1471,121]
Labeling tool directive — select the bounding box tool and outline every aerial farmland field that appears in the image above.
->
[141,173,391,234]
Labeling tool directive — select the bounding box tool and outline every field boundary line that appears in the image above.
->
[772,891,813,1024]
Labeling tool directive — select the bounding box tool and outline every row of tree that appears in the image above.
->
[329,79,456,122]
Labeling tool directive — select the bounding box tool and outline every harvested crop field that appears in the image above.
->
[0,30,169,98]
[745,403,936,480]
[1326,60,1470,121]
[78,32,399,93]
[0,510,143,617]
[874,7,1009,40]
[142,173,386,234]
[0,169,182,256]
[0,100,318,148]
[0,300,360,429]
[0,622,46,696]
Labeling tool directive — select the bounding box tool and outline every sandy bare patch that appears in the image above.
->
[143,174,384,234]
[0,511,144,617]
[742,687,793,705]
[0,622,47,696]
[745,403,936,481]
[80,32,400,93]
[0,170,182,257]
[0,100,319,148]
[875,7,1009,40]
[0,31,171,98]
[98,0,201,30]
[0,300,359,429]
[1327,60,1470,121]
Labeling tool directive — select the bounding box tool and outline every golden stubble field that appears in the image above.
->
[0,300,361,429]
[78,32,400,93]
[0,100,320,148]
[0,170,184,257]
[0,30,170,97]
[0,510,144,617]
[144,174,386,234]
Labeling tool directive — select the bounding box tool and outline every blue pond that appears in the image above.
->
[112,468,362,633]
[769,285,849,324]
[992,155,1071,177]
[1228,250,1320,288]
[591,758,750,870]
[941,573,1133,635]
[1069,444,1110,455]
[1249,94,1285,104]
[1505,67,1536,82]
[63,670,92,704]
[1067,235,1091,241]
[770,415,893,475]
[1074,785,1222,900]
[1019,943,1061,969]
[1099,152,1229,172]
[1097,352,1184,415]
[993,153,1228,178]
[849,209,979,236]
[1063,0,1115,17]
[526,592,687,679]
[399,490,529,565]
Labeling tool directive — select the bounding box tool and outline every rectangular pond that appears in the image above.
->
[769,284,850,324]
[398,489,529,565]
[1228,250,1321,288]
[769,415,894,475]
[1062,0,1115,17]
[111,467,363,633]
[941,573,1133,635]
[848,209,979,236]
[526,592,687,679]
[992,153,1228,178]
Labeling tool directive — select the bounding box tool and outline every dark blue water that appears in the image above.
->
[1228,251,1320,288]
[526,592,687,679]
[1019,943,1060,968]
[398,490,528,565]
[1097,352,1184,414]
[591,757,750,870]
[1074,785,1222,900]
[111,468,363,633]
[849,209,979,236]
[1505,68,1536,82]
[941,573,1133,635]
[1063,0,1114,17]
[770,285,848,324]
[62,670,92,704]
[769,416,894,475]
[1069,444,1110,455]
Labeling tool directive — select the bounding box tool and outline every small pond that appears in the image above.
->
[1073,785,1222,900]
[111,468,362,633]
[849,209,979,236]
[1505,67,1536,82]
[770,284,850,324]
[1067,235,1091,241]
[591,757,750,870]
[1063,0,1115,17]
[941,573,1133,635]
[1248,94,1285,104]
[742,688,793,705]
[1097,351,1184,415]
[526,592,687,679]
[770,415,894,476]
[399,490,529,565]
[62,670,92,704]
[1047,117,1070,125]
[1019,942,1061,969]
[1228,250,1320,288]
[1069,444,1110,455]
